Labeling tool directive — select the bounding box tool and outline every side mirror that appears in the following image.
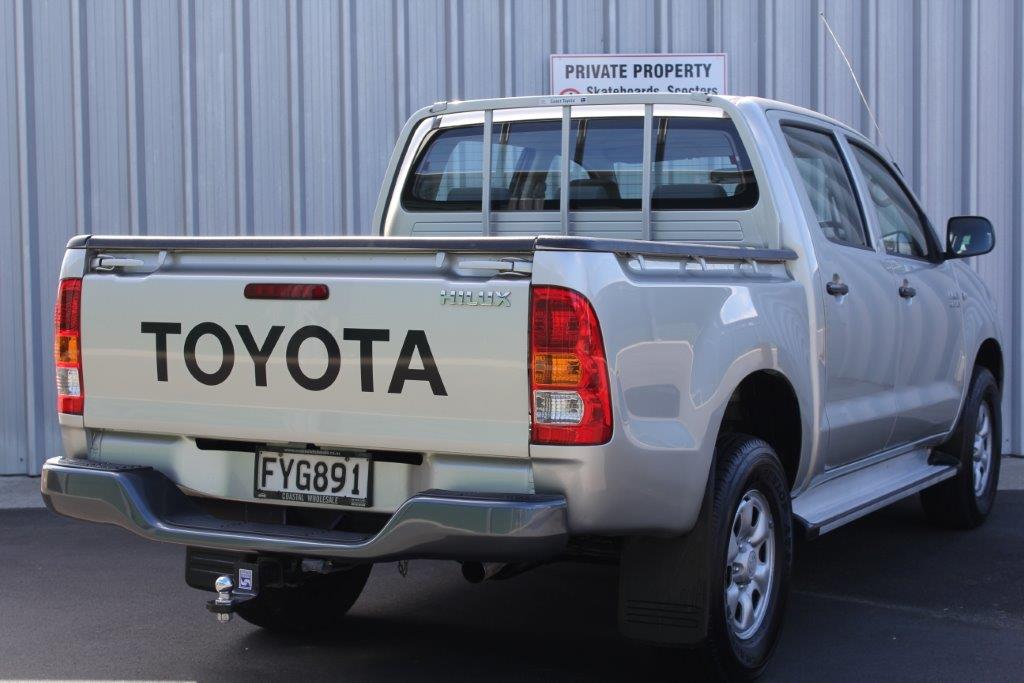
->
[945,216,994,259]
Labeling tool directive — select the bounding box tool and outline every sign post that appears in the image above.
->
[550,53,727,96]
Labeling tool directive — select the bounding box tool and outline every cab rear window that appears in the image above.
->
[401,126,484,212]
[490,121,563,211]
[652,118,758,210]
[568,118,644,211]
[401,116,758,212]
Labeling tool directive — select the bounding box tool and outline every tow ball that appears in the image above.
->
[205,575,255,623]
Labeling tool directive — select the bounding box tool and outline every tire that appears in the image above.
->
[235,564,372,633]
[703,434,793,680]
[920,367,1001,529]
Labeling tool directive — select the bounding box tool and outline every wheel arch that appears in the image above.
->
[973,337,1003,389]
[718,369,802,489]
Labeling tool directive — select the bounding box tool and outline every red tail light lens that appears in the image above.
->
[529,286,612,445]
[54,278,83,414]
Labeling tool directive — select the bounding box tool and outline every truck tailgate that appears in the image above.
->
[80,251,531,458]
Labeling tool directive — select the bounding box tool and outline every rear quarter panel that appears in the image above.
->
[530,250,813,535]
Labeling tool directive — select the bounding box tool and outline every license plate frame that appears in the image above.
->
[253,446,373,508]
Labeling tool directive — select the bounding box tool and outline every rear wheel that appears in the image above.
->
[921,367,1001,529]
[703,434,792,680]
[235,564,371,633]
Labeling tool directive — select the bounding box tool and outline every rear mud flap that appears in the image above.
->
[618,469,713,646]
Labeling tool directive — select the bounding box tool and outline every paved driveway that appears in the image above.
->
[1,460,1021,681]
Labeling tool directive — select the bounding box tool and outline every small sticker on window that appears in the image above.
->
[539,95,589,106]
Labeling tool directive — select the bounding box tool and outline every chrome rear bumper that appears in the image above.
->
[40,457,568,562]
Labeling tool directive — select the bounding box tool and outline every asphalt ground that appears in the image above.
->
[1,461,1022,681]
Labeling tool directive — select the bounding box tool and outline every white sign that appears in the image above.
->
[550,53,727,96]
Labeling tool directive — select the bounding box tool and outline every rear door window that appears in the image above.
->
[781,125,870,249]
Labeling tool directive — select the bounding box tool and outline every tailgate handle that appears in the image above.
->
[92,255,146,271]
[456,259,533,275]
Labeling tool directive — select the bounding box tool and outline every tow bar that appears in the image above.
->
[205,574,256,623]
[191,549,361,623]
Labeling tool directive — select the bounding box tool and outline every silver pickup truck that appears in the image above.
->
[42,93,1000,678]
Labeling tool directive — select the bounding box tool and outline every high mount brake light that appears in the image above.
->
[55,278,83,414]
[529,286,612,445]
[244,283,329,300]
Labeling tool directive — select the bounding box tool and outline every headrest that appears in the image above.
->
[652,183,727,199]
[570,178,617,201]
[444,186,510,202]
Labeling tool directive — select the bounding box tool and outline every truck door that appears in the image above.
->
[776,121,901,469]
[845,141,966,448]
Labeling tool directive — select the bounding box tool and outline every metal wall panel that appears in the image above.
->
[1,0,1022,473]
[0,0,29,474]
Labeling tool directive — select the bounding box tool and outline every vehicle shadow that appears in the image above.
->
[233,558,711,681]
[4,490,1019,681]
[226,492,1023,682]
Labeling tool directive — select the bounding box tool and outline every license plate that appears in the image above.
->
[254,447,372,507]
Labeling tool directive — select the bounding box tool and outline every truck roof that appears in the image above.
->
[414,93,865,140]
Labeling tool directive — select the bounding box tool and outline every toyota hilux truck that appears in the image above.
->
[42,93,1001,679]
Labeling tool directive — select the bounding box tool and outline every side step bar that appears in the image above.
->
[793,448,958,538]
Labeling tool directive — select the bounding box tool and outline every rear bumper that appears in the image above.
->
[40,457,568,562]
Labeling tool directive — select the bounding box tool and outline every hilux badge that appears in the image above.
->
[440,290,511,307]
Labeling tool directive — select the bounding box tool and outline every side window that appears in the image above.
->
[849,144,931,259]
[781,125,869,248]
[490,120,562,211]
[569,117,644,211]
[402,125,483,211]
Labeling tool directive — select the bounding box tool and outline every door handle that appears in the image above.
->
[899,281,917,299]
[92,255,146,271]
[826,281,849,297]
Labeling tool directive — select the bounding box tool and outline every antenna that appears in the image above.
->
[818,11,897,165]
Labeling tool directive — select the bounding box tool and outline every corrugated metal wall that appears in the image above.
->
[2,0,1021,474]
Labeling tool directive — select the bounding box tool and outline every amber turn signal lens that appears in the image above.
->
[532,352,582,386]
[55,334,79,364]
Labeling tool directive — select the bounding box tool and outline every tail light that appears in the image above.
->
[244,283,330,300]
[54,278,83,414]
[529,286,612,445]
